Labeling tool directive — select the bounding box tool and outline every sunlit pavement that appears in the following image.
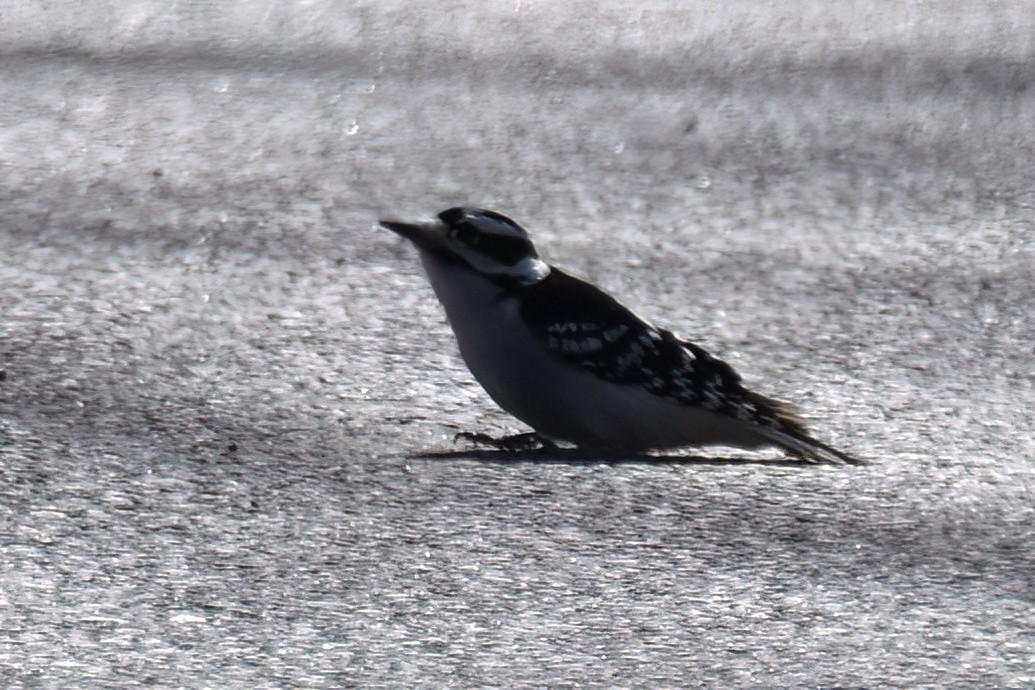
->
[1,3,1033,687]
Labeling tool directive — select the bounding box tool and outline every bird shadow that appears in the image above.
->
[408,447,812,467]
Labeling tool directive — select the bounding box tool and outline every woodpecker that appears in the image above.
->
[381,207,858,463]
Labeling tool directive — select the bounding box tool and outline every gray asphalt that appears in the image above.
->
[2,2,1033,687]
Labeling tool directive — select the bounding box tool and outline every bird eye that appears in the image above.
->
[454,228,481,247]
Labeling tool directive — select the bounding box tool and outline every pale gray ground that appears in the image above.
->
[1,2,1034,687]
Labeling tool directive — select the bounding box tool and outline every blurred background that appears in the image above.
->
[1,1,1033,687]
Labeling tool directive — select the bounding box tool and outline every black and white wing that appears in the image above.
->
[517,268,748,414]
[516,268,858,463]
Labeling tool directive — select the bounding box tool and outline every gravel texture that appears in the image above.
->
[2,2,1033,687]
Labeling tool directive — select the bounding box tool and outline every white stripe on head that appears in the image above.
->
[439,208,550,285]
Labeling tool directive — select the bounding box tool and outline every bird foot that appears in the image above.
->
[454,431,558,452]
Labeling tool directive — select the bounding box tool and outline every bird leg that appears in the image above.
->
[454,431,559,452]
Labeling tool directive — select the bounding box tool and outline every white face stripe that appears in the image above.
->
[451,239,550,285]
[513,256,551,285]
[440,211,550,285]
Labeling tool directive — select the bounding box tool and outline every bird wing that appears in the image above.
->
[517,268,748,414]
[516,268,861,462]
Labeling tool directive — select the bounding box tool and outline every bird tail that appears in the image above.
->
[747,391,862,465]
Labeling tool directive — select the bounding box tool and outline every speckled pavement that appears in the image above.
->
[1,2,1033,687]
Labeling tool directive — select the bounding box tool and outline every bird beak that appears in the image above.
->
[379,219,447,253]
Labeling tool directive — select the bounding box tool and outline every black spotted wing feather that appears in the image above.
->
[517,269,760,419]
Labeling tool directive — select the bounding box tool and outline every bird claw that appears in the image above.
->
[454,431,556,452]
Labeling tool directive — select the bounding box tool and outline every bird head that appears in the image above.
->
[381,207,550,286]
